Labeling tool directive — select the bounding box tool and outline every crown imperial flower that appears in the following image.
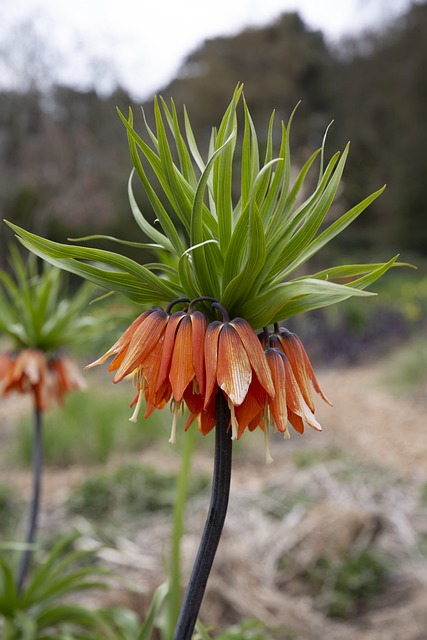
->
[5,85,405,456]
[0,248,97,411]
[0,349,86,411]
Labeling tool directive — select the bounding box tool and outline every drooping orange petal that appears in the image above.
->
[183,384,204,415]
[230,317,275,398]
[184,411,198,431]
[86,310,151,369]
[217,324,252,406]
[169,315,195,401]
[151,378,172,409]
[141,337,166,398]
[278,328,332,407]
[235,377,267,438]
[113,307,168,382]
[107,348,128,373]
[265,348,288,433]
[183,385,205,431]
[282,354,322,432]
[247,412,263,432]
[155,311,185,393]
[198,393,217,435]
[288,410,305,434]
[276,330,314,410]
[204,321,223,408]
[191,310,209,396]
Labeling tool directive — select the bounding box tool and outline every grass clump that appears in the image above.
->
[380,337,427,396]
[261,487,313,520]
[205,619,294,639]
[66,463,208,522]
[303,549,389,618]
[0,483,23,535]
[292,446,345,469]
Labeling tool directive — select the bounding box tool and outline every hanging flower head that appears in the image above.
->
[5,85,406,448]
[0,246,97,410]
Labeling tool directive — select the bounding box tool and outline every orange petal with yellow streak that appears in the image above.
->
[282,354,322,431]
[217,324,252,406]
[155,311,185,393]
[198,393,217,435]
[236,377,267,438]
[265,348,288,433]
[278,329,332,407]
[113,308,168,382]
[204,321,223,408]
[231,318,275,397]
[86,310,151,369]
[191,311,209,396]
[169,315,195,401]
[288,410,305,434]
[141,338,165,397]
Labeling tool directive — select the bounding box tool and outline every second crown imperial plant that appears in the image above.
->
[6,84,402,460]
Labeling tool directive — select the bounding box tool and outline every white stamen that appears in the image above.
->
[227,398,238,440]
[129,390,143,423]
[264,425,274,464]
[169,402,179,444]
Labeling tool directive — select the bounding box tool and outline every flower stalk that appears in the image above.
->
[17,405,42,594]
[173,392,232,640]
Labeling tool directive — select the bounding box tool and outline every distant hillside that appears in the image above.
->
[1,3,426,268]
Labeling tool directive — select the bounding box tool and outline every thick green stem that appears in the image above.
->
[173,393,232,640]
[17,406,42,595]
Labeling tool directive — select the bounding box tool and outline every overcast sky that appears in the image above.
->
[0,0,412,99]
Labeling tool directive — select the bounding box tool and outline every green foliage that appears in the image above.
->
[14,384,168,467]
[381,338,427,395]
[260,487,313,521]
[0,532,116,639]
[195,619,293,640]
[0,245,98,353]
[6,86,403,330]
[293,447,345,469]
[302,549,389,618]
[0,484,23,536]
[66,463,208,522]
[420,483,427,507]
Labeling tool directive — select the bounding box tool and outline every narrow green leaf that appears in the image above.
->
[190,129,236,296]
[266,147,348,280]
[279,185,386,279]
[239,276,375,328]
[137,582,169,640]
[160,96,198,188]
[127,170,183,254]
[184,105,206,174]
[213,85,242,253]
[69,233,164,251]
[221,201,266,311]
[6,222,179,301]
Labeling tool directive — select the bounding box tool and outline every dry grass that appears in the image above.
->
[1,359,427,639]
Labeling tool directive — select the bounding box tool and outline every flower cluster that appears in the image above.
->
[87,298,330,461]
[0,350,86,411]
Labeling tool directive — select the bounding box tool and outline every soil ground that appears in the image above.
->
[1,361,427,639]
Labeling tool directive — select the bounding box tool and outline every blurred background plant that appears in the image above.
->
[0,530,145,640]
[0,245,105,594]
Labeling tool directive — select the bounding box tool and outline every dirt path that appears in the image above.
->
[1,363,427,639]
[315,364,427,479]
